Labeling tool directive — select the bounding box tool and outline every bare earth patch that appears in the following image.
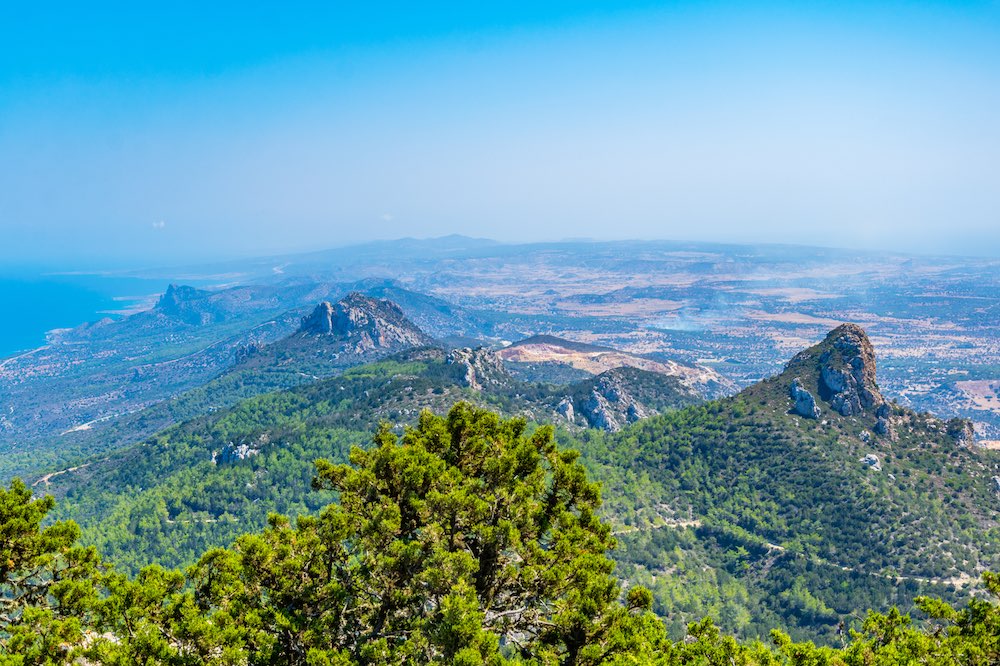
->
[956,380,1000,411]
[496,340,733,393]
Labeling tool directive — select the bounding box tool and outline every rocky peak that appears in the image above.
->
[818,324,884,417]
[157,283,199,306]
[446,347,511,390]
[785,323,885,419]
[154,284,215,324]
[297,293,432,353]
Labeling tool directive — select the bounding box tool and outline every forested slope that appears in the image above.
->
[42,325,1000,643]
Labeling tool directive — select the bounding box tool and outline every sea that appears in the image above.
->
[0,271,177,358]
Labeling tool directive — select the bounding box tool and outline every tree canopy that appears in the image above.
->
[92,403,666,665]
[0,403,998,665]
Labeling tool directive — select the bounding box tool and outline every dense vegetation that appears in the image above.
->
[576,379,1000,641]
[37,346,1000,645]
[3,405,1000,664]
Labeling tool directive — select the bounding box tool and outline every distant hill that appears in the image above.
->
[35,294,439,465]
[497,333,735,398]
[42,343,703,568]
[0,280,493,480]
[240,292,435,372]
[509,334,613,353]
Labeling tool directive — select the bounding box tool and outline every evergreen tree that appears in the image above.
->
[0,479,100,665]
[96,403,664,664]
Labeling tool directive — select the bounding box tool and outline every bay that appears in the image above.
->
[0,273,175,358]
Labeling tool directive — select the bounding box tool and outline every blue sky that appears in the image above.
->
[2,1,999,267]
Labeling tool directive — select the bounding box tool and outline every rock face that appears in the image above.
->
[213,433,269,465]
[789,378,821,419]
[874,404,897,440]
[556,398,575,422]
[446,347,511,390]
[577,370,650,432]
[815,324,884,417]
[232,342,263,365]
[298,293,433,353]
[782,323,900,437]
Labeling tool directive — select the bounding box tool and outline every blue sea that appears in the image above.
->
[0,272,176,358]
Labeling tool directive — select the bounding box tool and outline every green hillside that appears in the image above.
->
[42,325,1000,644]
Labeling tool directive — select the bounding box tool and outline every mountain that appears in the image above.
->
[444,346,700,430]
[564,366,701,432]
[496,333,735,398]
[0,284,312,477]
[152,284,256,325]
[599,323,1000,640]
[41,342,702,568]
[298,293,431,347]
[33,294,709,488]
[38,294,437,464]
[238,292,434,374]
[342,278,493,340]
[31,322,1000,644]
[0,275,495,472]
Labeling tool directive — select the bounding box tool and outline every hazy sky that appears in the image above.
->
[2,1,999,267]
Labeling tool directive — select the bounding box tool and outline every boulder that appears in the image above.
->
[860,453,881,472]
[556,398,575,422]
[874,403,897,440]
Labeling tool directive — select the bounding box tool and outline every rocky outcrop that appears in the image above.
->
[446,347,511,390]
[577,370,650,432]
[582,390,618,431]
[815,324,884,417]
[213,433,269,465]
[789,378,821,419]
[298,293,433,353]
[232,342,263,365]
[556,398,575,422]
[154,284,218,325]
[860,453,882,472]
[779,324,904,437]
[874,403,897,440]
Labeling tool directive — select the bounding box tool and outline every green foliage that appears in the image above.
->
[36,351,1000,644]
[89,403,665,664]
[573,391,1000,642]
[0,480,100,665]
[2,405,1000,664]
